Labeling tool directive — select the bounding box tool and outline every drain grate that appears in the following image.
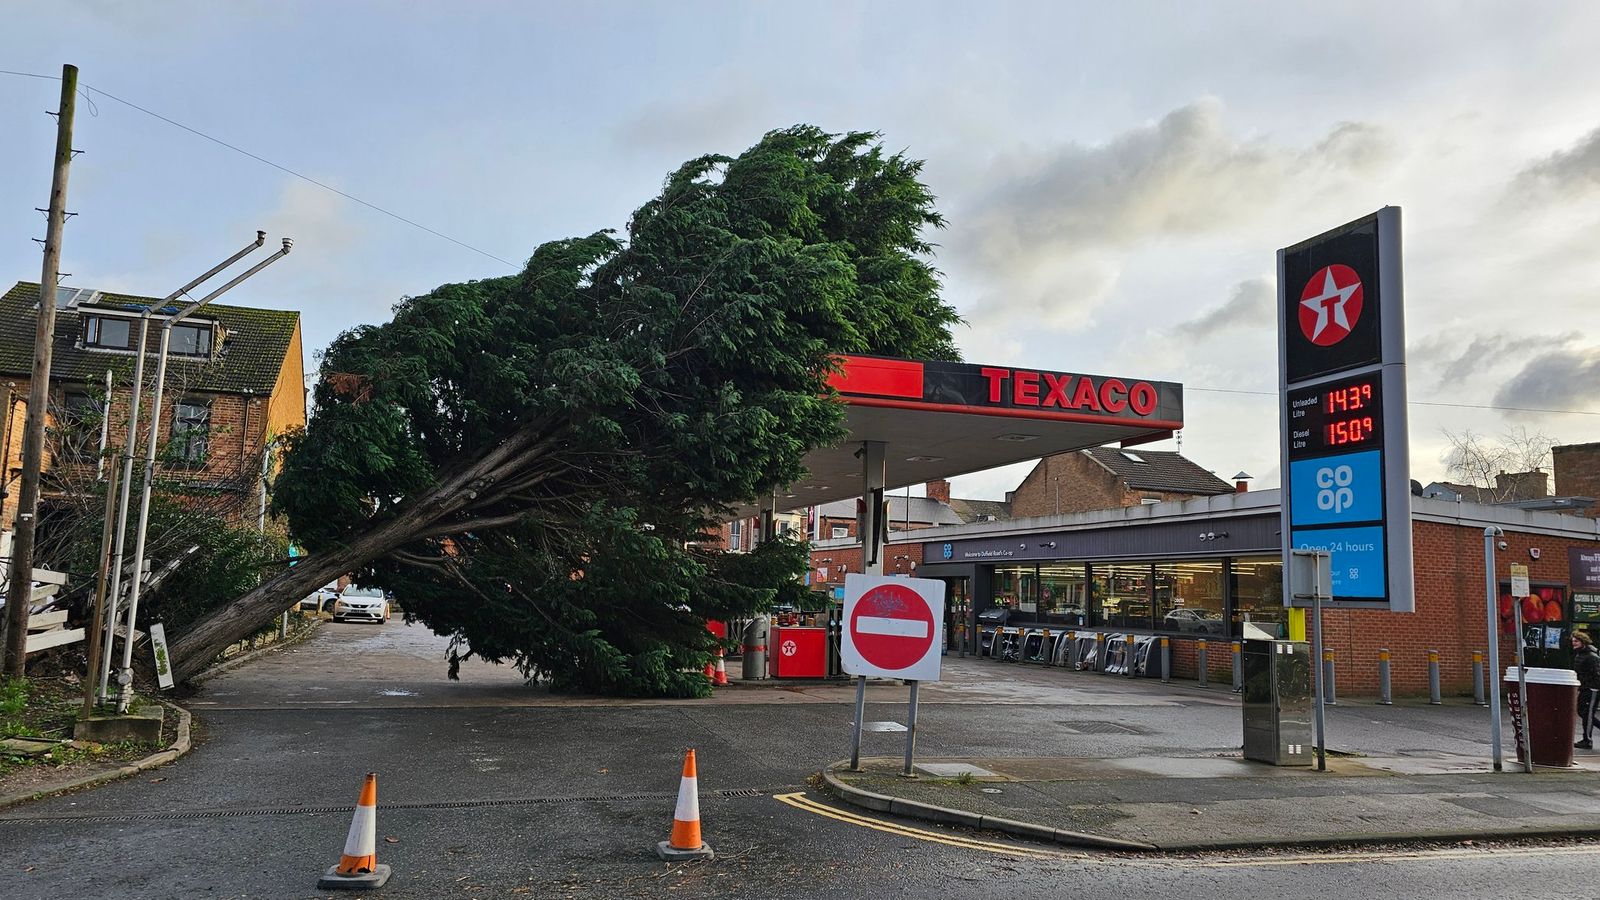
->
[1059,720,1149,736]
[0,787,771,825]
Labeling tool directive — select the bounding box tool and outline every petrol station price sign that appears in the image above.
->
[1278,208,1414,611]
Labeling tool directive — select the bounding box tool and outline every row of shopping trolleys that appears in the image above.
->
[976,626,1166,678]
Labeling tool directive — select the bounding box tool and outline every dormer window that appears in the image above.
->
[170,322,214,358]
[84,315,133,350]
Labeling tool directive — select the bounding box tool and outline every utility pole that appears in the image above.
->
[1,64,77,678]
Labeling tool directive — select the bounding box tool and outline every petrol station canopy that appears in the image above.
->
[744,354,1186,517]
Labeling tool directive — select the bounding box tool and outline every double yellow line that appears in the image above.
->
[772,792,1068,858]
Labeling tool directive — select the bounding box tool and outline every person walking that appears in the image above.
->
[1572,631,1600,750]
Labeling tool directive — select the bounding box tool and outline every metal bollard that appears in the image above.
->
[1472,650,1487,707]
[1377,648,1392,705]
[1126,633,1137,677]
[1065,630,1078,668]
[1428,650,1442,705]
[1231,641,1243,693]
[1160,636,1171,684]
[1322,648,1338,706]
[1093,632,1105,672]
[1197,639,1209,687]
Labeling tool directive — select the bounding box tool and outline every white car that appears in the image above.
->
[300,582,341,612]
[332,586,390,624]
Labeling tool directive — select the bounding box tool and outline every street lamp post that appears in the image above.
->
[115,239,292,712]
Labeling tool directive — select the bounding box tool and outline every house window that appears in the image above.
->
[54,392,104,459]
[170,323,214,358]
[831,525,849,539]
[729,519,742,551]
[171,399,211,465]
[84,316,132,350]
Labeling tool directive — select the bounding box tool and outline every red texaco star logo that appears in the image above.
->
[1298,264,1364,346]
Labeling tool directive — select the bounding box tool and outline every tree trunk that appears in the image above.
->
[167,428,547,682]
[166,510,421,682]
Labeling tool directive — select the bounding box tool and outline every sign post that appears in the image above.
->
[841,574,944,777]
[1278,208,1412,614]
[1509,563,1533,773]
[1292,550,1332,770]
[1485,527,1505,771]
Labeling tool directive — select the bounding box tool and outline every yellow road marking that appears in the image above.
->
[774,792,1600,870]
[772,792,1063,858]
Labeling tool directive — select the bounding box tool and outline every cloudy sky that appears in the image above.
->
[4,2,1600,501]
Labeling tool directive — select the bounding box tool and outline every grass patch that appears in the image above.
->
[0,676,162,782]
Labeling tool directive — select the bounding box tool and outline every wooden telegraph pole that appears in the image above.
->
[1,64,78,677]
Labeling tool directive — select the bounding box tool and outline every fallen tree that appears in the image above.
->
[167,126,960,686]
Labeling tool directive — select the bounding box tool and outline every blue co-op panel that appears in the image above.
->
[1290,526,1387,599]
[1289,449,1383,527]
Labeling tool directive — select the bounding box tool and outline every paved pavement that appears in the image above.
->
[2,619,1597,898]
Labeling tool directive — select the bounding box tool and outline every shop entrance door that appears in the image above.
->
[938,577,971,652]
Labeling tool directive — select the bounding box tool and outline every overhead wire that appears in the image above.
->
[1,68,518,269]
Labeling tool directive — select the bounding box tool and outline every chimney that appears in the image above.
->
[925,479,951,504]
[1233,471,1252,494]
[1494,470,1548,501]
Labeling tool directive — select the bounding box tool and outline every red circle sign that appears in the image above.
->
[849,583,936,672]
[1298,264,1364,347]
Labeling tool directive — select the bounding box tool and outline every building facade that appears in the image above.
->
[810,489,1600,696]
[0,281,306,530]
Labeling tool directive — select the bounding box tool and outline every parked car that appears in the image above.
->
[1162,608,1224,635]
[332,586,390,624]
[300,582,340,612]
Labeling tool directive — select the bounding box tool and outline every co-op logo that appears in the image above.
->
[1316,464,1355,514]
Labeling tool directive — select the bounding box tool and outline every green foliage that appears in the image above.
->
[37,480,285,638]
[275,126,959,696]
[0,679,28,738]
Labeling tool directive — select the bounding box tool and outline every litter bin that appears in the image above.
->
[1505,667,1579,768]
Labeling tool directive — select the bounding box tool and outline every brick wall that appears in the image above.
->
[1010,452,1221,518]
[809,539,925,586]
[3,378,275,528]
[1313,520,1599,697]
[1010,453,1123,518]
[1555,442,1600,518]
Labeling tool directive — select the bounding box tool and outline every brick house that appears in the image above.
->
[1555,442,1600,519]
[0,281,306,530]
[1007,447,1235,519]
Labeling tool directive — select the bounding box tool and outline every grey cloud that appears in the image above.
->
[1436,332,1578,387]
[950,99,1393,327]
[1409,330,1579,392]
[1174,276,1273,338]
[1492,346,1600,414]
[1515,124,1600,196]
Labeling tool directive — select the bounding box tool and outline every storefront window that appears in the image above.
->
[1231,557,1284,637]
[992,565,1028,612]
[1154,561,1226,636]
[1093,563,1153,630]
[1038,563,1088,625]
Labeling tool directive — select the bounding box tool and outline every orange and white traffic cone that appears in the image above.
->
[712,650,729,687]
[317,773,392,890]
[655,749,714,861]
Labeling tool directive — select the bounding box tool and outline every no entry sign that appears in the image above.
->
[841,574,944,682]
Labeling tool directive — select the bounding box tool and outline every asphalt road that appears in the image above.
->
[2,620,1596,899]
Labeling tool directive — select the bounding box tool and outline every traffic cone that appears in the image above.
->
[655,749,714,861]
[317,773,392,890]
[711,650,729,687]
